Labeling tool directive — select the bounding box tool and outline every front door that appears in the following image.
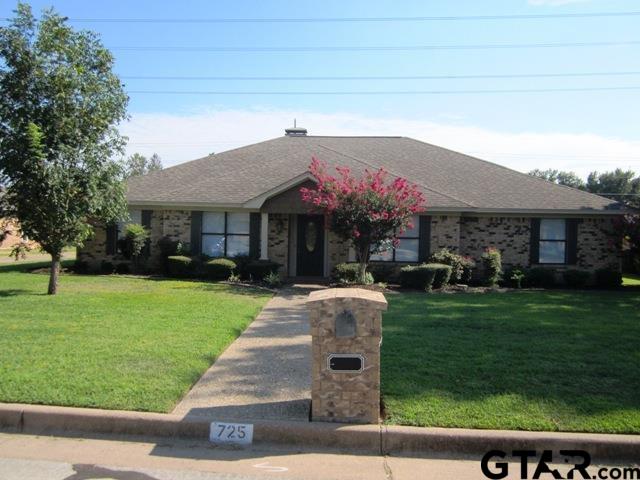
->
[296,215,324,276]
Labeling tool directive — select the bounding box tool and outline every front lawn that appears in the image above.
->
[0,261,271,412]
[382,290,640,434]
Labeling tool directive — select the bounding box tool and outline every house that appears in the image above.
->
[79,127,625,278]
[0,218,25,249]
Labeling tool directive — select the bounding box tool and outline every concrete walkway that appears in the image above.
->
[173,286,324,422]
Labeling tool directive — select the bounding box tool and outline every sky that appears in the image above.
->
[1,0,639,178]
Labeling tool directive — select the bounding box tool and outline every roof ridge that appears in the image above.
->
[402,137,622,206]
[316,143,475,208]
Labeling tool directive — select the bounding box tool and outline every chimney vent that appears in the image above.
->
[285,119,307,136]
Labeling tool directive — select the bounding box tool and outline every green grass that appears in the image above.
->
[382,290,640,434]
[623,273,640,286]
[0,261,271,412]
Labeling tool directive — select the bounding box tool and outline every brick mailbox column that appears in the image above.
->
[307,288,388,424]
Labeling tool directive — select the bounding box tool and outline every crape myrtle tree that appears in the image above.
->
[0,4,129,294]
[301,157,426,284]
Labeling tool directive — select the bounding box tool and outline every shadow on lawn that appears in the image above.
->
[381,290,640,420]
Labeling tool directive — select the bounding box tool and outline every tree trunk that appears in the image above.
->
[355,244,371,284]
[357,261,368,284]
[48,252,61,295]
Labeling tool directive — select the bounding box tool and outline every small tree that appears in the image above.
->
[301,157,426,283]
[117,223,150,271]
[0,4,129,294]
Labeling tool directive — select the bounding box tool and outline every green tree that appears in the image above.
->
[528,169,586,190]
[0,4,129,294]
[586,169,640,207]
[124,152,163,178]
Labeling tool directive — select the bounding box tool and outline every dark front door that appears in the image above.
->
[297,215,324,276]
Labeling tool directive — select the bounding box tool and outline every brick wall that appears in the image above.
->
[327,230,350,275]
[78,209,192,270]
[430,215,461,253]
[576,217,620,270]
[459,216,531,267]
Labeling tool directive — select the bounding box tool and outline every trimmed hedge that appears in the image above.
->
[167,256,193,277]
[400,265,436,291]
[400,263,452,291]
[595,267,622,289]
[528,267,557,288]
[367,263,397,283]
[202,258,236,280]
[429,263,453,289]
[245,260,281,281]
[332,263,374,285]
[563,269,591,288]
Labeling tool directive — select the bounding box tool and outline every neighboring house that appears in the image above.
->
[79,127,625,278]
[0,218,24,249]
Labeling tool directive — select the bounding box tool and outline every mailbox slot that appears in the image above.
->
[327,353,364,373]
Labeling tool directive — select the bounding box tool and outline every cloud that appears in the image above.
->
[528,0,593,5]
[120,108,640,178]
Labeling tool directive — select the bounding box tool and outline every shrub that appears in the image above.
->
[245,260,281,281]
[100,260,115,275]
[595,266,622,289]
[202,258,237,280]
[505,266,526,289]
[528,267,557,288]
[73,259,89,274]
[228,272,242,283]
[400,264,436,291]
[167,255,193,277]
[429,249,475,284]
[460,256,476,284]
[231,255,252,279]
[115,263,130,274]
[332,262,374,285]
[368,263,397,283]
[563,269,591,288]
[118,223,150,261]
[428,263,453,289]
[263,271,282,288]
[481,248,502,286]
[157,236,179,258]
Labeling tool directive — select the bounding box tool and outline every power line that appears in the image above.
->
[121,71,640,81]
[127,86,640,95]
[112,40,640,53]
[3,11,640,23]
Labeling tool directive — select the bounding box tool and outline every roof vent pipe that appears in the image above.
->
[285,119,307,136]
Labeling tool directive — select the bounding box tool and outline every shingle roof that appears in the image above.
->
[127,135,623,213]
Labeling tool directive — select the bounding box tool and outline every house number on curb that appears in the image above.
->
[209,421,254,445]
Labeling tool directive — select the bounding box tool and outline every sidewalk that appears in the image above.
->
[172,285,324,421]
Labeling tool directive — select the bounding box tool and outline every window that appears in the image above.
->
[117,209,142,239]
[370,215,420,262]
[539,219,566,264]
[201,212,250,257]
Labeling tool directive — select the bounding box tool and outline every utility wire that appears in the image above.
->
[121,71,640,81]
[112,40,640,52]
[4,11,640,23]
[127,86,640,95]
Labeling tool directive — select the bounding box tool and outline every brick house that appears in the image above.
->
[0,218,24,249]
[79,127,625,279]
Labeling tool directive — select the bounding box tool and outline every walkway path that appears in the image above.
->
[173,285,324,422]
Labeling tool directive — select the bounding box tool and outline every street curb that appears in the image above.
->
[1,403,639,461]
